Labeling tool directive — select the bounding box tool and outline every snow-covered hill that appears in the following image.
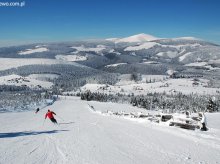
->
[0,97,219,164]
[80,77,220,95]
[18,46,48,55]
[0,33,220,93]
[107,33,159,43]
[0,74,53,89]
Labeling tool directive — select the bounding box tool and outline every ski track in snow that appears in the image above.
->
[0,97,220,164]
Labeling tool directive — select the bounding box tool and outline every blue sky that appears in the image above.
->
[0,0,220,46]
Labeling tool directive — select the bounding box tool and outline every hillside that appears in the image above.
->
[0,34,220,112]
[0,97,220,164]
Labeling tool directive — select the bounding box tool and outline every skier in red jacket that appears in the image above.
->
[45,109,58,124]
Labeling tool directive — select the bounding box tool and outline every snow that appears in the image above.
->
[209,59,220,64]
[0,58,66,71]
[105,63,127,68]
[108,49,121,55]
[141,61,160,64]
[166,69,175,76]
[81,78,220,95]
[124,42,158,51]
[113,33,159,43]
[185,62,208,67]
[155,51,178,58]
[105,38,119,42]
[18,47,48,55]
[174,37,200,40]
[28,74,59,81]
[179,52,192,61]
[161,43,201,51]
[55,55,87,62]
[185,62,220,70]
[116,75,167,85]
[165,51,178,58]
[156,52,165,57]
[0,74,53,89]
[71,45,106,53]
[0,97,220,164]
[141,75,167,82]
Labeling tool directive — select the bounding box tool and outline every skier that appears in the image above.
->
[45,109,58,124]
[35,108,40,114]
[198,112,207,131]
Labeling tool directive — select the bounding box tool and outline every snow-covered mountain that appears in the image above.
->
[0,33,220,94]
[107,33,159,43]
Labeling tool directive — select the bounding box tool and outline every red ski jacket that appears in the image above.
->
[45,111,56,119]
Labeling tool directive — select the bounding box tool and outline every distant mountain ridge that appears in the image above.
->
[0,33,220,90]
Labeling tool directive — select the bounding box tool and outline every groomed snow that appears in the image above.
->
[124,42,158,51]
[55,55,87,62]
[0,97,219,164]
[18,47,48,55]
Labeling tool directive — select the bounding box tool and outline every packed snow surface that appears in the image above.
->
[18,47,48,55]
[0,97,219,164]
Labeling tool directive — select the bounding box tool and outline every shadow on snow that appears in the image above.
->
[0,130,69,138]
[59,121,75,125]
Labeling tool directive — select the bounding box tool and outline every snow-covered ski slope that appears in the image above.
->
[0,97,220,164]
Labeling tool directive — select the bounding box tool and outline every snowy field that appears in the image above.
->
[81,78,220,95]
[71,45,106,54]
[0,58,67,71]
[0,97,219,164]
[18,47,48,55]
[124,42,158,51]
[105,63,127,68]
[55,54,87,62]
[0,74,53,89]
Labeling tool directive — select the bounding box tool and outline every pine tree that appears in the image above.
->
[207,98,218,112]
